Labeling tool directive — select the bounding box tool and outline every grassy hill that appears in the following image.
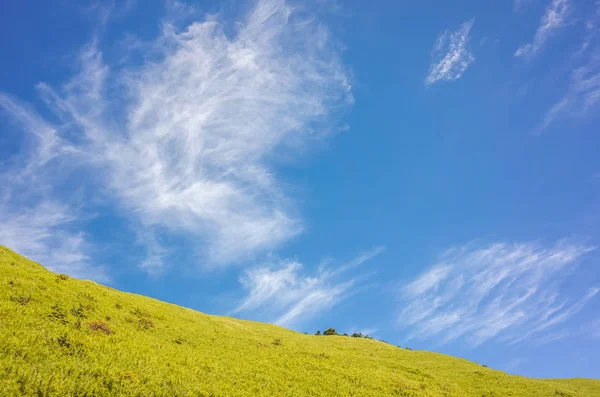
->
[1,246,598,396]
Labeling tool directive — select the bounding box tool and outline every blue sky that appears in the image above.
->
[1,0,599,379]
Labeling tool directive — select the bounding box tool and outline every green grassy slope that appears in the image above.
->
[1,246,598,397]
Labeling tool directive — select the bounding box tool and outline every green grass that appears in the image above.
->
[1,246,598,396]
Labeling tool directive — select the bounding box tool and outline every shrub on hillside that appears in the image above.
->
[55,274,69,282]
[315,330,321,335]
[272,338,282,346]
[323,328,338,336]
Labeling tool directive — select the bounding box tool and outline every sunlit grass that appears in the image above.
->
[1,246,598,396]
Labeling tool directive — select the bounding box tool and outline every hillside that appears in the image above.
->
[0,246,598,397]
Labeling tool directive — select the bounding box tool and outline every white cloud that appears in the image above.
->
[350,327,377,336]
[398,241,597,346]
[425,18,475,86]
[0,201,108,283]
[403,264,452,297]
[537,9,600,132]
[0,94,106,282]
[0,0,352,273]
[234,247,384,328]
[514,0,571,58]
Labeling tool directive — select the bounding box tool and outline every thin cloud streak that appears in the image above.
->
[234,247,384,328]
[515,0,571,58]
[0,94,106,282]
[398,241,597,346]
[425,18,475,86]
[0,201,109,283]
[537,6,600,133]
[0,0,353,273]
[351,327,377,336]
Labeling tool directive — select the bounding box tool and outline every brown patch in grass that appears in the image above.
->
[89,321,112,335]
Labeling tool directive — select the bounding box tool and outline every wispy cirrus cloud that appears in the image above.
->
[398,240,597,346]
[348,327,378,336]
[0,201,109,283]
[538,55,600,132]
[0,0,353,273]
[234,247,384,328]
[537,5,600,133]
[0,94,107,282]
[425,18,475,86]
[515,0,571,58]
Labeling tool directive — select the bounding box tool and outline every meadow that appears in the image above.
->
[1,246,598,396]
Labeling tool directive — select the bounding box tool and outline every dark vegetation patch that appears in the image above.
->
[121,371,137,382]
[272,338,282,346]
[128,307,154,330]
[70,303,88,319]
[137,318,154,330]
[55,333,85,356]
[55,274,69,282]
[78,292,97,302]
[10,295,31,305]
[48,304,69,324]
[131,308,151,318]
[76,293,98,312]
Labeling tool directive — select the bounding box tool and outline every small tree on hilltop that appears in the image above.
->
[323,328,338,336]
[351,333,363,338]
[315,330,321,336]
